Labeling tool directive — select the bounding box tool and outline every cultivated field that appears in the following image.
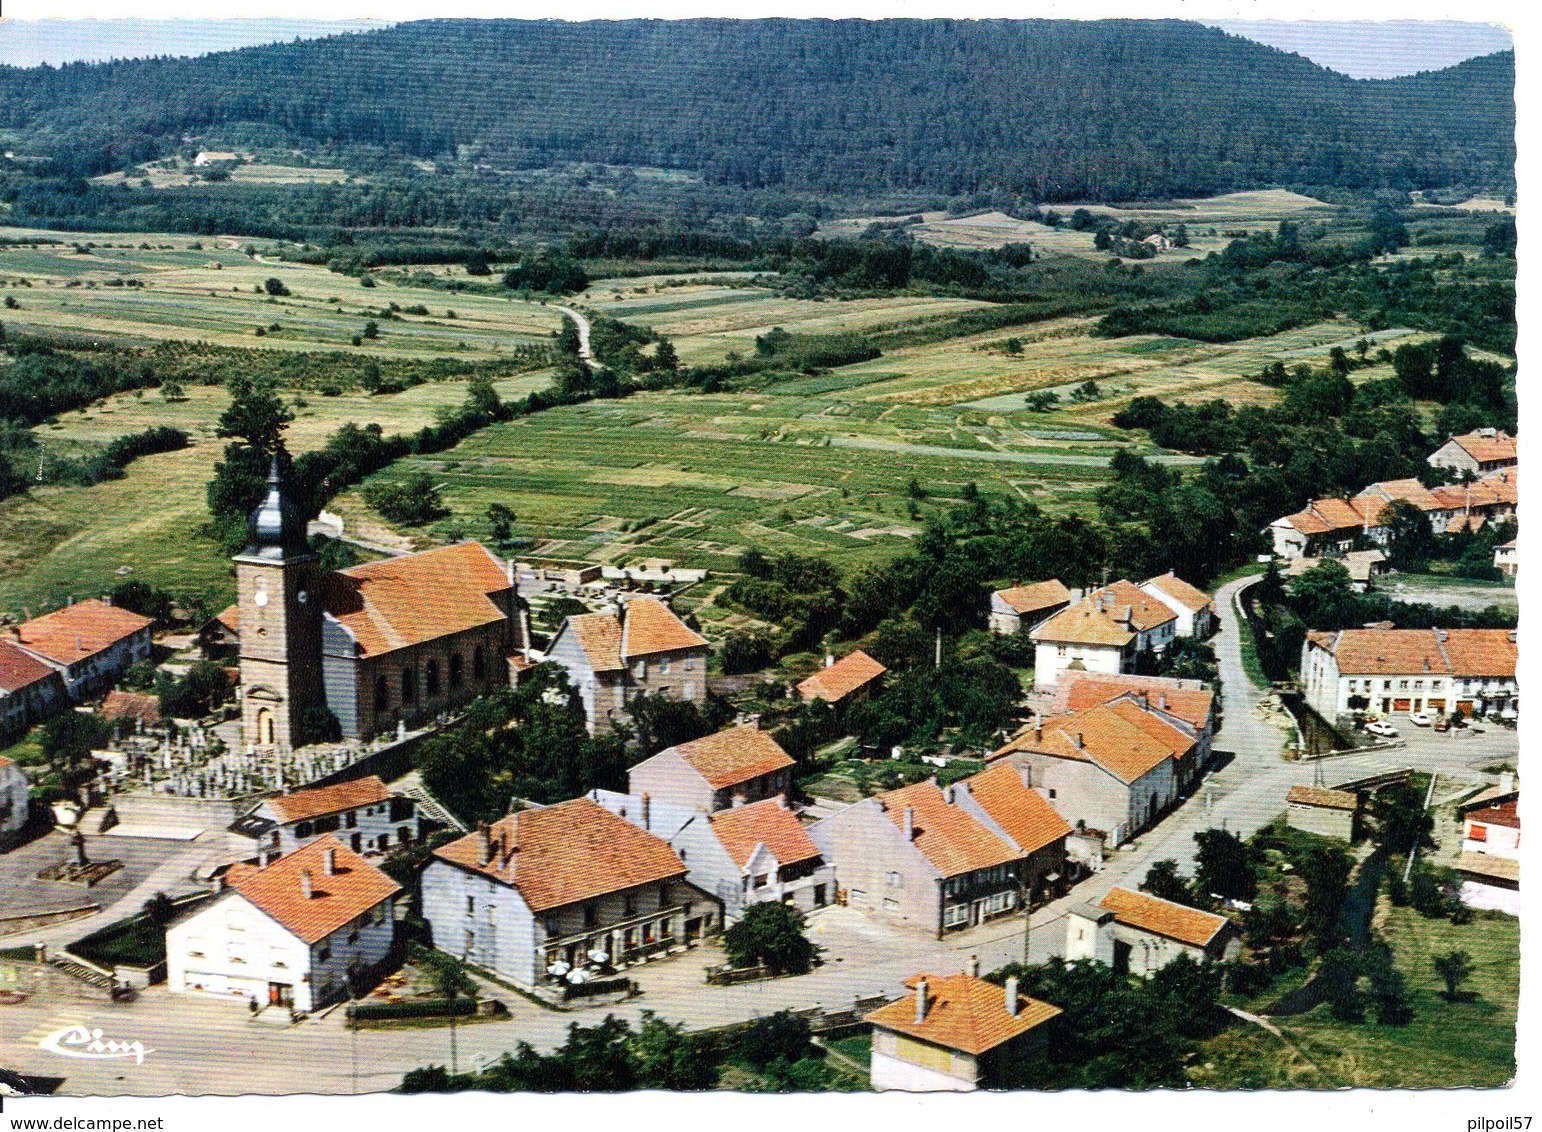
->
[0,230,565,358]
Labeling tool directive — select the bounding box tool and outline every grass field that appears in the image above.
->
[1193,905,1517,1089]
[0,229,565,358]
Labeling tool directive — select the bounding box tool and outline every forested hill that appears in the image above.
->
[0,19,1515,200]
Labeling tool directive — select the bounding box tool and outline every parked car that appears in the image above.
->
[1365,720,1398,738]
[1433,716,1450,732]
[1408,711,1433,727]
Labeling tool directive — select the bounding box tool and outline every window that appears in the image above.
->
[295,822,312,839]
[473,646,486,682]
[583,903,598,929]
[886,871,902,889]
[449,653,464,689]
[344,810,357,829]
[1048,788,1057,800]
[426,659,441,699]
[401,666,416,704]
[374,675,390,710]
[463,930,475,955]
[944,903,969,927]
[466,896,476,916]
[684,657,696,671]
[659,657,670,675]
[624,894,636,916]
[317,945,331,962]
[1469,823,1488,842]
[634,659,647,679]
[753,873,770,890]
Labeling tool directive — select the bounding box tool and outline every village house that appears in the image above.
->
[1494,538,1518,577]
[192,150,241,166]
[1064,887,1240,975]
[6,599,154,702]
[167,836,401,1014]
[865,966,1061,1092]
[1285,785,1359,840]
[987,579,1072,636]
[1028,580,1177,690]
[588,789,835,918]
[1267,496,1367,559]
[1138,573,1216,638]
[1049,671,1217,789]
[547,597,709,732]
[0,756,31,850]
[1286,549,1389,592]
[796,649,887,706]
[0,639,68,739]
[421,797,720,988]
[1427,428,1518,476]
[627,724,795,813]
[810,763,1070,937]
[229,775,423,859]
[988,697,1190,848]
[1455,775,1519,914]
[228,459,530,753]
[1301,628,1518,722]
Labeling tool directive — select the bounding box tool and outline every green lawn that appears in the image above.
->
[1195,905,1518,1089]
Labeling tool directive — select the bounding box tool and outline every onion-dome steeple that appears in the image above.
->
[242,453,310,560]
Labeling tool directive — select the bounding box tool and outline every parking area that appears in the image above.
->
[1330,718,1516,783]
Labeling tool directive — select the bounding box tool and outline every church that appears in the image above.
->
[230,458,530,753]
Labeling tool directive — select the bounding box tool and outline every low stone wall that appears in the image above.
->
[109,792,259,834]
[0,956,117,1002]
[0,903,101,939]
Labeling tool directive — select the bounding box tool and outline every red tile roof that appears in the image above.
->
[265,776,392,825]
[994,579,1072,616]
[11,600,152,666]
[321,542,512,659]
[963,762,1071,854]
[433,798,687,913]
[1141,573,1212,614]
[566,611,626,672]
[1052,672,1214,732]
[0,639,60,694]
[663,725,795,790]
[1031,580,1175,647]
[878,781,1019,878]
[100,689,162,726]
[989,701,1191,784]
[1307,628,1517,678]
[709,796,821,870]
[1450,430,1517,465]
[231,836,401,944]
[797,649,887,703]
[621,598,708,658]
[1098,887,1230,949]
[865,973,1060,1055]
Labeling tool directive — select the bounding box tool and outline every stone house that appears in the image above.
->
[421,797,720,988]
[167,837,401,1013]
[1285,785,1358,840]
[7,599,154,702]
[988,698,1189,848]
[987,579,1071,636]
[0,639,68,739]
[588,788,835,919]
[1029,580,1176,690]
[627,725,795,813]
[810,762,1069,937]
[865,968,1060,1092]
[547,598,709,732]
[1427,428,1517,476]
[1064,887,1239,975]
[229,775,423,858]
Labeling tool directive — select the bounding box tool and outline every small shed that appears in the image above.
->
[1285,784,1358,840]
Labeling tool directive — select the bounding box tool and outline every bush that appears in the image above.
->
[719,632,774,675]
[362,473,450,526]
[735,1010,813,1069]
[350,998,476,1021]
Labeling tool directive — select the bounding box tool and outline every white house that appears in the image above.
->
[0,640,67,740]
[0,756,31,850]
[1064,887,1239,975]
[421,797,720,988]
[1029,580,1176,690]
[626,725,795,814]
[1495,538,1517,577]
[229,775,425,858]
[1137,573,1215,639]
[6,599,154,702]
[167,837,401,1014]
[1427,429,1517,476]
[1301,628,1518,721]
[1456,777,1519,915]
[588,789,835,919]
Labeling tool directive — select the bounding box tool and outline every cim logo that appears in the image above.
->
[38,1024,153,1066]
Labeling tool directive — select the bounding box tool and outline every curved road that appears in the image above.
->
[552,304,597,366]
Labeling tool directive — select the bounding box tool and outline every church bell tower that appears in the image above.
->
[235,454,325,755]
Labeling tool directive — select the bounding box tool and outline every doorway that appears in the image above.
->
[1113,941,1132,976]
[268,982,294,1007]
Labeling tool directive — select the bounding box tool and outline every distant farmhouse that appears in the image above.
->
[797,649,887,706]
[1427,428,1518,476]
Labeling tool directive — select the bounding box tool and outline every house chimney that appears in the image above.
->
[965,954,979,977]
[1018,764,1033,790]
[1500,771,1515,794]
[641,793,652,831]
[1005,975,1020,1017]
[76,634,85,654]
[903,806,915,841]
[479,821,493,865]
[944,785,955,804]
[1074,732,1085,750]
[323,847,337,875]
[300,870,314,900]
[825,653,835,668]
[1157,693,1168,712]
[914,978,929,1023]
